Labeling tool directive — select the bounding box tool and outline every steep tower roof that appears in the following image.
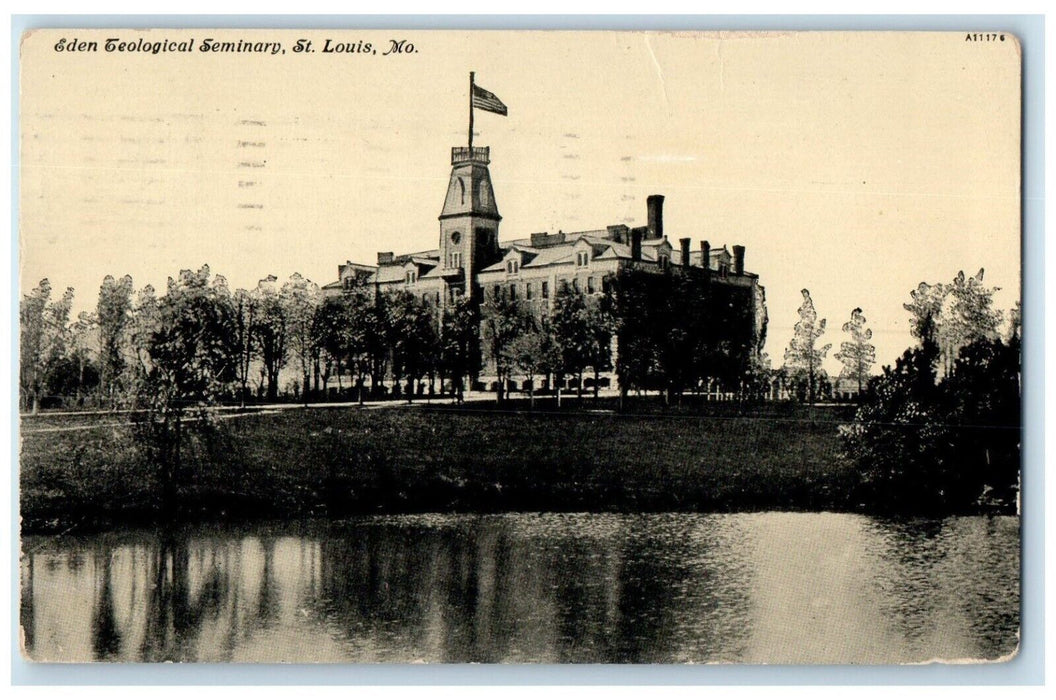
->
[439,147,501,221]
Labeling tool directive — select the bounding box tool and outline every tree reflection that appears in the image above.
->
[90,551,122,660]
[19,556,34,656]
[19,514,1019,663]
[256,537,279,628]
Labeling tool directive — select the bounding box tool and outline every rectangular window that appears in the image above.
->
[572,278,580,293]
[587,277,595,294]
[526,283,533,300]
[542,281,550,299]
[509,284,517,300]
[494,284,501,299]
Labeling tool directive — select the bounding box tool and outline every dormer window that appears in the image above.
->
[507,259,519,274]
[576,251,590,267]
[659,255,670,271]
[406,270,417,284]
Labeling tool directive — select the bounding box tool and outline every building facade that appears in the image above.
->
[324,143,766,392]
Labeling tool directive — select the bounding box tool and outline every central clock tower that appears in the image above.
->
[439,145,501,299]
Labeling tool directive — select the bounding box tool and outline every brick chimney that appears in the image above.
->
[646,194,664,240]
[733,245,745,275]
[680,238,691,268]
[378,251,394,265]
[631,228,643,262]
[701,240,711,271]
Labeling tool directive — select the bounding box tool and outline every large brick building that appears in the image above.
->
[324,143,766,391]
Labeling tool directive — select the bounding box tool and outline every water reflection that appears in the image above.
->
[20,513,1019,663]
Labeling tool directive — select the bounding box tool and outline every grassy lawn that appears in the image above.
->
[19,402,859,534]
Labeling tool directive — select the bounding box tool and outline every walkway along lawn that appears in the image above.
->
[20,402,858,534]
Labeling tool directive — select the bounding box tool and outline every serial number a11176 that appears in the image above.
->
[965,33,1006,42]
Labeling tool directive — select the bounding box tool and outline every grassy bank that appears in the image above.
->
[20,401,859,534]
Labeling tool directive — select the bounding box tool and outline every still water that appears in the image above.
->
[20,512,1019,664]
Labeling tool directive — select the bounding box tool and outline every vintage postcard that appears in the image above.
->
[18,29,1021,664]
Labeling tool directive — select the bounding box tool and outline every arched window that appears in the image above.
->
[457,178,466,205]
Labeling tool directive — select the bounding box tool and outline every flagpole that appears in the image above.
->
[468,71,475,150]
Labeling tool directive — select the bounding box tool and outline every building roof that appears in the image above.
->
[331,220,748,287]
[373,264,412,284]
[420,265,461,279]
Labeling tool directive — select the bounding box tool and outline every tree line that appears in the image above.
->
[21,263,1015,419]
[842,270,1020,513]
[778,269,1010,407]
[21,265,781,414]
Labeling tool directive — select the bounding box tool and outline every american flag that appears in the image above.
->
[472,84,508,116]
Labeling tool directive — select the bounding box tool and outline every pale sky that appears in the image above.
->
[20,30,1021,374]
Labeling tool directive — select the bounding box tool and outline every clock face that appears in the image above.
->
[450,231,461,245]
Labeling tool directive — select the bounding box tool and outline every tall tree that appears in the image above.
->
[834,307,876,398]
[612,270,661,403]
[1007,300,1022,342]
[314,295,353,397]
[251,276,287,401]
[126,284,159,392]
[20,279,75,413]
[343,286,380,403]
[439,295,481,403]
[281,273,322,404]
[137,266,238,518]
[385,291,438,402]
[582,294,616,399]
[783,289,831,408]
[68,311,99,403]
[904,270,1003,378]
[96,274,134,406]
[551,288,592,399]
[481,293,532,404]
[231,288,257,407]
[508,314,561,409]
